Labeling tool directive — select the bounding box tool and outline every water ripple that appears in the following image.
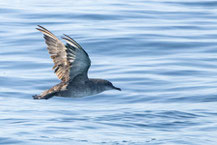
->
[1,0,217,144]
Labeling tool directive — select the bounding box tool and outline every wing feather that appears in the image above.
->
[36,25,91,82]
[62,35,91,80]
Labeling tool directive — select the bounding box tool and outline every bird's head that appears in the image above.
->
[103,80,121,91]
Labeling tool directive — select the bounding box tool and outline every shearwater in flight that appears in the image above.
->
[33,25,121,100]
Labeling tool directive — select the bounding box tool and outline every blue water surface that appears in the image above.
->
[1,0,217,144]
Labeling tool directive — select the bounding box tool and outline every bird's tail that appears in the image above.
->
[33,82,66,100]
[32,91,56,100]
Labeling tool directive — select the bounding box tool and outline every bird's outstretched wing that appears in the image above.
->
[36,25,91,82]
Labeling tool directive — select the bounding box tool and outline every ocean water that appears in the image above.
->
[1,0,217,144]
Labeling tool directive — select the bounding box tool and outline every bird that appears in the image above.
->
[33,25,121,100]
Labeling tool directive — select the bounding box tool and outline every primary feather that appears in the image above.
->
[36,25,91,82]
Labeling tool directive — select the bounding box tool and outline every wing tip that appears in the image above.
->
[36,25,58,40]
[36,25,43,30]
[37,25,46,30]
[62,34,83,50]
[36,28,41,31]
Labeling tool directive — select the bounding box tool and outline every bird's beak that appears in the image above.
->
[113,86,121,91]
